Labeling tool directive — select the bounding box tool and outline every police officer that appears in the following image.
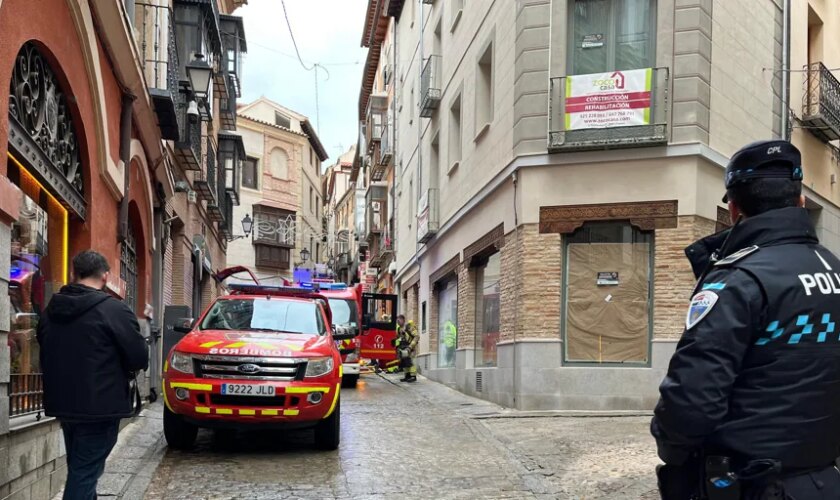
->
[651,140,840,500]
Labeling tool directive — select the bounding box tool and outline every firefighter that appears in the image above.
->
[442,319,457,366]
[396,314,418,382]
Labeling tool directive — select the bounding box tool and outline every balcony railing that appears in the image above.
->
[135,2,181,140]
[220,73,237,130]
[220,191,235,240]
[421,55,442,117]
[174,103,201,170]
[802,62,840,143]
[10,373,44,419]
[365,184,387,241]
[194,136,219,206]
[366,94,386,149]
[548,67,669,152]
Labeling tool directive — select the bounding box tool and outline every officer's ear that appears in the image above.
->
[728,200,742,224]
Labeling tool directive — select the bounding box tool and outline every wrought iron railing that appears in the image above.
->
[548,67,670,151]
[10,373,44,419]
[421,55,442,117]
[802,62,840,142]
[135,3,182,141]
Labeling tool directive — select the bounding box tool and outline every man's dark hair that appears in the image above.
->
[725,178,802,217]
[72,250,111,280]
[397,314,406,321]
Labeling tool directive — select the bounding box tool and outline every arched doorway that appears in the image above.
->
[7,42,86,419]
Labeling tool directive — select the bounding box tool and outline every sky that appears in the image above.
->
[236,0,369,164]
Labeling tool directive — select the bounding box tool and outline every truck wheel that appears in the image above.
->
[314,401,340,450]
[164,407,198,450]
[341,374,359,389]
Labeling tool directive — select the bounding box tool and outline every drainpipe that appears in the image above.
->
[781,0,791,141]
[118,93,137,242]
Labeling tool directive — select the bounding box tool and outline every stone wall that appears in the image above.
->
[456,264,476,349]
[653,215,716,340]
[0,421,66,499]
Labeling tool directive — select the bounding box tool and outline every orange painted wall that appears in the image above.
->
[0,0,153,313]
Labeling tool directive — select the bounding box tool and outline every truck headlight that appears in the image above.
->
[170,351,193,374]
[305,357,334,378]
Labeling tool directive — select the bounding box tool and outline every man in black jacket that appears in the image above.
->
[652,140,840,499]
[37,250,148,500]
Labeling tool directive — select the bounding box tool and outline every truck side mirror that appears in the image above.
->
[173,318,194,334]
[332,325,355,341]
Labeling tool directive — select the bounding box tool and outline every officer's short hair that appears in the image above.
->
[72,250,111,280]
[725,178,802,217]
[397,314,406,321]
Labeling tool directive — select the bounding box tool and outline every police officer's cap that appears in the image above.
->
[722,140,803,203]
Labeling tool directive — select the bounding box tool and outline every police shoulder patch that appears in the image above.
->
[686,290,720,330]
[714,245,760,267]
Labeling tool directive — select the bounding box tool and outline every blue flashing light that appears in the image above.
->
[299,282,347,291]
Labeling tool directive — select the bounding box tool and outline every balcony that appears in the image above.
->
[220,191,235,241]
[365,184,387,241]
[420,55,442,117]
[219,131,244,206]
[417,188,439,243]
[194,136,220,210]
[221,14,247,99]
[802,62,840,143]
[548,67,669,152]
[174,104,201,170]
[366,93,386,151]
[135,3,181,141]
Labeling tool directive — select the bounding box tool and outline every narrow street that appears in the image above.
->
[144,375,660,500]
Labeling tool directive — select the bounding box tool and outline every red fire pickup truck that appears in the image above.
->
[162,283,355,451]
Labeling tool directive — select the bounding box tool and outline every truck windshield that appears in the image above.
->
[199,298,324,335]
[328,299,357,327]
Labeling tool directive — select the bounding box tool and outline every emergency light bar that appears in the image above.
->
[299,282,347,291]
[228,283,328,299]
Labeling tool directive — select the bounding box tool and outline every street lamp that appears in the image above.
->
[186,54,213,99]
[300,248,310,264]
[229,214,253,241]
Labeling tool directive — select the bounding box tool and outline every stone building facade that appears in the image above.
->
[226,98,328,284]
[373,0,840,411]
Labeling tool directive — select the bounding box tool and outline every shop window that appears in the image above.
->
[474,252,501,367]
[8,163,69,419]
[437,278,458,368]
[121,224,139,313]
[563,222,652,364]
[569,0,655,75]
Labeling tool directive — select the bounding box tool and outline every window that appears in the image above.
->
[569,0,654,75]
[309,187,314,214]
[253,205,295,246]
[310,147,315,167]
[563,222,652,364]
[808,6,824,65]
[409,86,415,124]
[451,0,464,31]
[448,93,462,171]
[255,244,290,269]
[121,223,138,313]
[200,298,323,335]
[242,157,258,190]
[316,243,320,263]
[421,301,427,333]
[430,132,440,191]
[270,148,288,179]
[475,40,494,137]
[474,252,501,367]
[437,278,458,368]
[9,186,67,419]
[275,112,291,128]
[409,175,414,228]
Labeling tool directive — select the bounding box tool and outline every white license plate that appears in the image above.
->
[220,384,275,397]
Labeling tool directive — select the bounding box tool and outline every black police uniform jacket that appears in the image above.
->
[37,283,149,420]
[651,207,840,470]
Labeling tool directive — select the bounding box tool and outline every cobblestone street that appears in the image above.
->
[144,375,661,500]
